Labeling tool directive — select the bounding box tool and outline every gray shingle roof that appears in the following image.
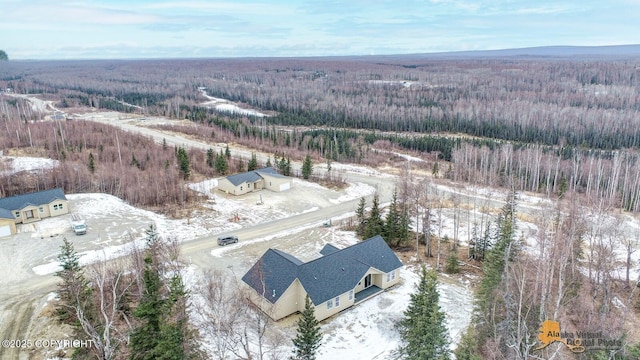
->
[255,167,288,179]
[225,167,286,186]
[0,188,67,212]
[0,208,14,219]
[242,249,301,303]
[242,235,403,305]
[319,243,340,256]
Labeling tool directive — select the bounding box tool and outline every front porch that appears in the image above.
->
[355,285,382,303]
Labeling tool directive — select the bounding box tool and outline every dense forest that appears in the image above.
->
[4,55,639,211]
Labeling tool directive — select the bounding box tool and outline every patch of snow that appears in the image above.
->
[199,90,268,117]
[1,156,59,174]
[612,296,626,309]
[214,103,267,117]
[329,182,376,204]
[373,148,425,163]
[329,163,394,178]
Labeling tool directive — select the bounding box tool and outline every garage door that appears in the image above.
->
[0,225,11,237]
[279,182,291,191]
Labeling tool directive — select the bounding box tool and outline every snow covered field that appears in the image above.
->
[199,89,269,117]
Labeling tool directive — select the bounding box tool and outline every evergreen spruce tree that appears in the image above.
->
[454,326,483,360]
[176,147,190,180]
[445,251,460,274]
[355,197,366,236]
[397,267,450,360]
[384,190,400,245]
[215,151,228,175]
[55,237,91,323]
[156,275,201,359]
[363,193,384,239]
[55,237,97,359]
[131,226,200,360]
[131,225,164,360]
[225,144,231,158]
[291,295,322,360]
[130,255,164,360]
[88,152,95,174]
[302,154,313,179]
[397,203,411,246]
[248,152,258,171]
[266,157,272,168]
[206,148,214,168]
[285,157,292,176]
[278,156,287,174]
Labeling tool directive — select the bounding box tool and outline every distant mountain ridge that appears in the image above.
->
[377,44,640,60]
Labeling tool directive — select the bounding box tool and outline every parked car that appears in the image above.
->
[70,214,87,235]
[217,235,238,246]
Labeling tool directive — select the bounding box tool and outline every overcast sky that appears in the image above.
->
[1,0,639,60]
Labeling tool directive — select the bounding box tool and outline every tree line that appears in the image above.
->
[2,56,640,152]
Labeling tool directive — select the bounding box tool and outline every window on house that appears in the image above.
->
[392,270,397,280]
[38,207,44,213]
[348,290,353,301]
[14,211,20,218]
[327,299,333,309]
[335,296,340,307]
[53,203,64,211]
[386,272,391,282]
[240,186,243,191]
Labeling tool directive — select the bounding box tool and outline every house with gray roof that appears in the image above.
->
[217,167,291,195]
[0,188,68,237]
[241,235,402,321]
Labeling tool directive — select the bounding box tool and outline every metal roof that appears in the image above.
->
[0,188,67,212]
[242,235,403,305]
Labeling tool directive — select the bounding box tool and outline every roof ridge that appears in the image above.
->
[302,235,383,265]
[269,248,303,266]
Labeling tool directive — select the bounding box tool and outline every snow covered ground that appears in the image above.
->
[0,155,58,174]
[318,266,473,359]
[199,89,268,117]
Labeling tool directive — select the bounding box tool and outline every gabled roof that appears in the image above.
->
[242,249,302,303]
[225,167,287,186]
[0,188,66,212]
[242,235,403,305]
[319,243,340,256]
